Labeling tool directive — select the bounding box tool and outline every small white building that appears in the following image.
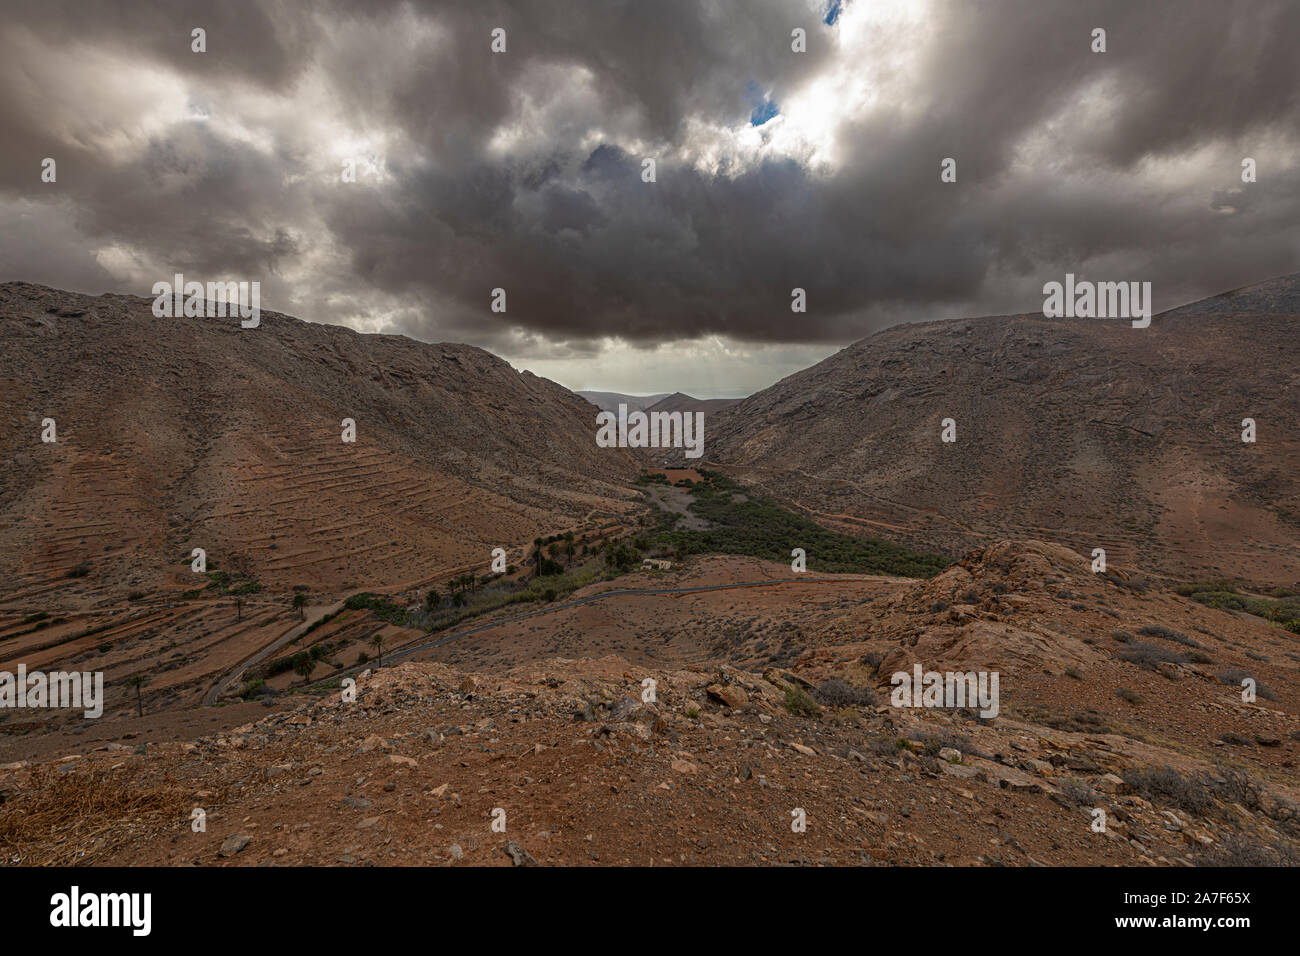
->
[642,558,673,570]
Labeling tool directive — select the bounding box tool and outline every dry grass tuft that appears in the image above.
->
[0,766,201,866]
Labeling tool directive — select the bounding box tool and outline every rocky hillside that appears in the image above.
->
[3,636,1295,867]
[704,274,1300,585]
[0,282,640,605]
[2,540,1296,867]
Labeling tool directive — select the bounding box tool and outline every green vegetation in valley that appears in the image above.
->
[646,471,950,578]
[343,592,411,626]
[1176,580,1300,633]
[417,557,616,634]
[205,569,261,596]
[295,471,949,676]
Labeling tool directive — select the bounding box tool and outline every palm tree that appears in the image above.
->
[234,596,244,622]
[369,633,384,666]
[292,592,308,620]
[125,674,148,717]
[425,587,439,609]
[294,656,316,685]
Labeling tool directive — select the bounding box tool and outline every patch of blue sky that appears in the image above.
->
[745,79,779,126]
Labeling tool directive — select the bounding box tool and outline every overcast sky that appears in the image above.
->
[3,0,1299,397]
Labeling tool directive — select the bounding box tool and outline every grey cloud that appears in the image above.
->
[0,0,1298,359]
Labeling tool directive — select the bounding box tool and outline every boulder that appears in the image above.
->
[503,841,538,866]
[706,684,749,709]
[219,834,250,857]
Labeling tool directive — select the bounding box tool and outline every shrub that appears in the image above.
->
[783,686,822,718]
[866,735,901,756]
[1196,834,1300,867]
[1137,624,1203,648]
[1216,668,1278,701]
[813,678,876,708]
[906,730,983,759]
[1122,766,1215,816]
[1059,779,1101,807]
[1116,641,1186,669]
[1207,766,1262,811]
[1115,687,1142,705]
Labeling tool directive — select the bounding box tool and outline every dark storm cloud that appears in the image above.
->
[1,0,1298,353]
[4,0,312,92]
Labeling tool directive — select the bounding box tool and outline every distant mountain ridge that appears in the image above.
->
[577,391,670,413]
[645,392,744,415]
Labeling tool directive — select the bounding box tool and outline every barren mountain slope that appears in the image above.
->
[0,283,639,606]
[704,274,1300,585]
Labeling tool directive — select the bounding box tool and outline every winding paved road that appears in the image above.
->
[202,598,352,705]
